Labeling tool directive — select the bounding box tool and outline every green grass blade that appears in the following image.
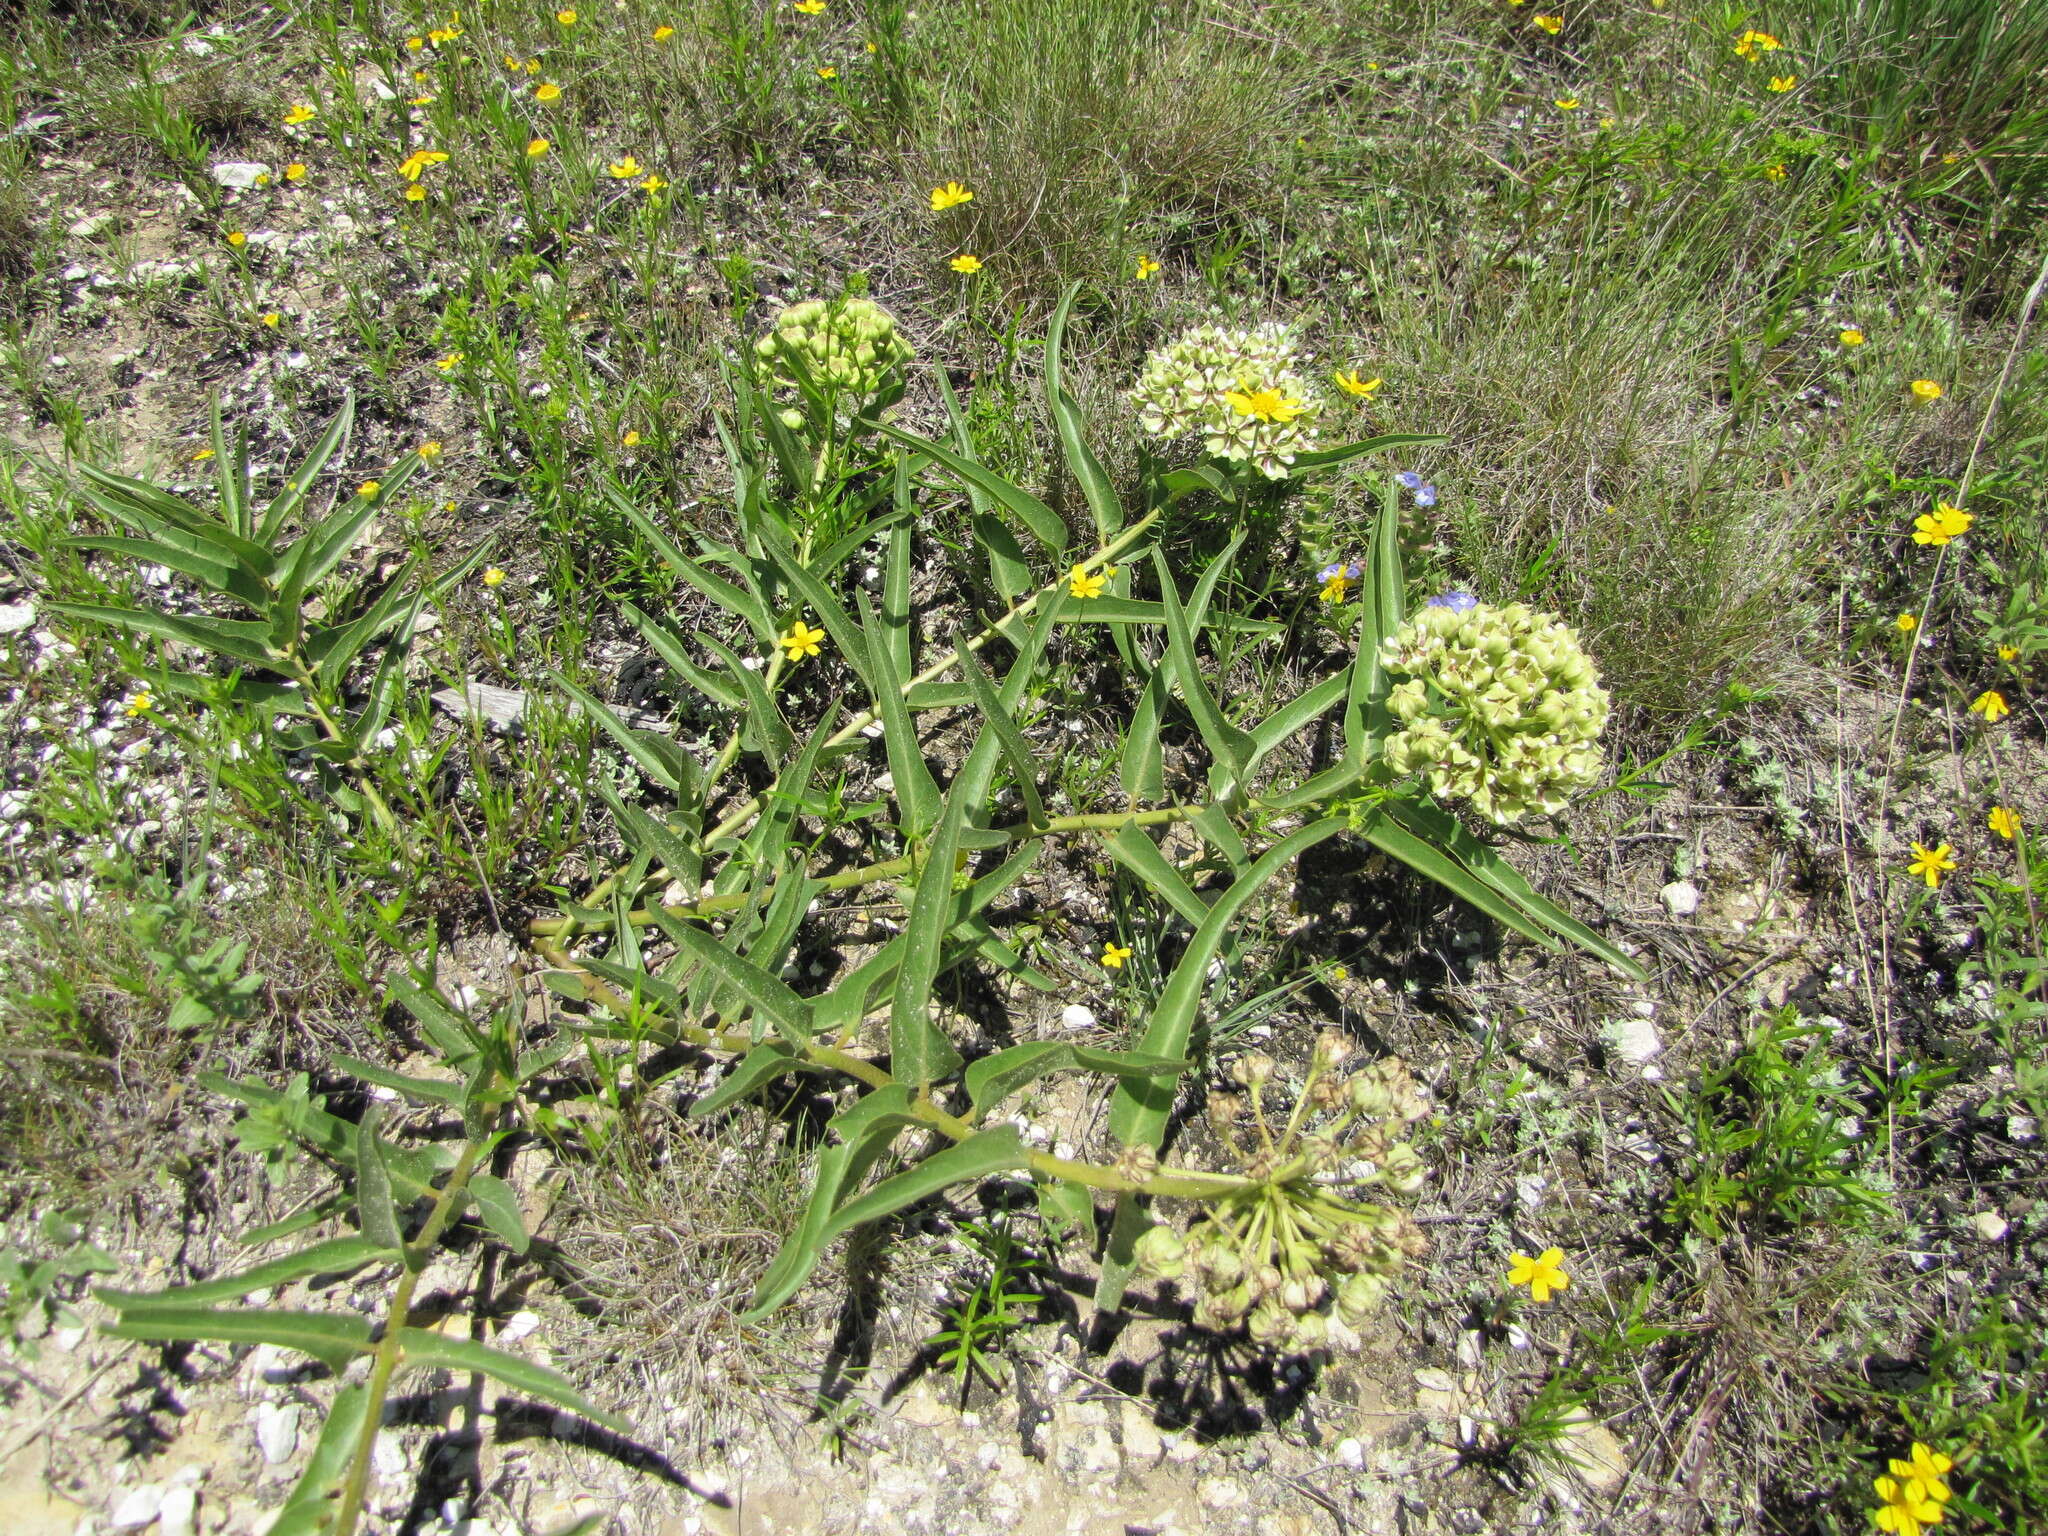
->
[1289,431,1448,471]
[609,486,779,646]
[1149,549,1255,794]
[952,638,1046,830]
[257,395,354,545]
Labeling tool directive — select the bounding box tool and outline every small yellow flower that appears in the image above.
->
[1733,29,1781,60]
[1764,162,1788,180]
[397,148,449,181]
[608,155,643,179]
[652,24,674,41]
[1989,806,2021,841]
[640,173,668,193]
[779,620,826,662]
[1320,572,1352,604]
[793,0,826,12]
[254,171,273,187]
[949,252,983,274]
[226,230,247,248]
[525,58,542,72]
[1891,1443,1955,1509]
[404,183,428,201]
[417,440,444,461]
[261,311,282,328]
[1894,612,1916,633]
[409,94,437,107]
[555,8,576,23]
[428,25,461,44]
[358,480,382,498]
[435,351,464,372]
[535,81,562,101]
[1768,75,1798,92]
[405,34,425,49]
[1873,1473,1945,1536]
[865,39,877,52]
[190,447,215,461]
[817,65,837,80]
[527,137,551,157]
[1135,255,1161,279]
[1970,689,2011,723]
[1532,15,1563,35]
[1998,644,2019,661]
[1598,115,1615,128]
[1907,842,1957,888]
[622,429,641,446]
[1068,565,1109,600]
[1554,96,1580,109]
[1101,941,1134,969]
[1224,387,1304,424]
[1840,327,1864,346]
[504,52,521,68]
[1333,370,1381,398]
[283,103,316,125]
[122,688,154,719]
[482,566,508,588]
[1912,502,1972,546]
[929,180,974,211]
[1911,378,1944,402]
[1506,1247,1569,1303]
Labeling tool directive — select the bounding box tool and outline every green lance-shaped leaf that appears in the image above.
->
[1094,1190,1155,1316]
[1119,664,1168,803]
[1347,476,1406,763]
[1246,667,1348,782]
[938,372,1029,605]
[394,1329,630,1435]
[550,671,690,795]
[688,1040,805,1120]
[277,452,422,604]
[353,1107,405,1253]
[63,536,260,607]
[1351,811,1566,955]
[207,392,249,540]
[256,394,356,545]
[265,1382,372,1536]
[817,1126,1028,1247]
[1035,1175,1099,1246]
[858,588,942,836]
[307,558,425,691]
[46,603,280,666]
[1055,597,1277,636]
[747,1086,920,1317]
[762,535,877,696]
[882,511,915,683]
[654,917,818,1046]
[608,486,779,647]
[386,976,483,1067]
[880,422,1069,560]
[692,628,794,763]
[100,1307,374,1374]
[595,783,703,892]
[1046,283,1122,542]
[953,638,1046,830]
[624,606,742,710]
[1287,431,1448,472]
[96,1235,399,1311]
[1104,821,1210,928]
[466,1174,531,1256]
[73,461,276,575]
[1149,548,1256,795]
[965,1043,1187,1119]
[329,1054,464,1107]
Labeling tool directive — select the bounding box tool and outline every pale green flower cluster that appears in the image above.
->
[1381,600,1610,824]
[1129,322,1325,480]
[754,297,913,425]
[1133,1035,1429,1355]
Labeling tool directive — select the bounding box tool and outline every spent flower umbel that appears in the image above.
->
[1380,600,1610,823]
[1130,322,1325,480]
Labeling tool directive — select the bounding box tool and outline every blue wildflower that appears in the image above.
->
[1318,561,1365,582]
[1425,589,1479,612]
[1395,471,1424,490]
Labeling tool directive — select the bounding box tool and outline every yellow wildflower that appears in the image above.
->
[1333,370,1381,398]
[1506,1248,1568,1303]
[1224,387,1304,424]
[1912,502,1971,546]
[358,480,382,497]
[949,252,983,274]
[641,173,668,193]
[652,24,674,41]
[1101,941,1133,969]
[261,311,281,328]
[397,148,449,181]
[1872,1474,1943,1536]
[929,180,974,211]
[1764,162,1788,180]
[226,230,247,247]
[1840,327,1864,346]
[608,155,643,179]
[1135,256,1161,279]
[1532,15,1563,34]
[817,65,837,79]
[1998,644,2018,661]
[404,184,427,201]
[434,351,464,372]
[556,8,577,23]
[622,429,641,446]
[1907,842,1956,888]
[1911,378,1944,402]
[1890,1443,1955,1510]
[1894,612,1916,633]
[1768,74,1798,91]
[409,95,436,107]
[1989,806,2021,841]
[1969,690,2010,723]
[190,447,214,461]
[1733,29,1781,59]
[482,566,507,588]
[793,0,826,12]
[535,81,562,101]
[1068,565,1109,600]
[1554,96,1580,109]
[527,137,551,157]
[283,103,316,125]
[405,34,425,50]
[122,688,153,718]
[417,440,444,461]
[429,25,461,44]
[779,620,826,662]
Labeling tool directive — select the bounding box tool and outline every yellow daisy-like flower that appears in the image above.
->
[641,173,668,193]
[1068,565,1110,600]
[949,252,983,274]
[1506,1247,1569,1303]
[1969,689,2010,723]
[1320,572,1352,604]
[226,230,247,248]
[1101,941,1134,969]
[1532,15,1563,35]
[535,81,562,101]
[929,180,974,211]
[1554,96,1580,109]
[482,566,508,588]
[1911,378,1944,402]
[1895,1444,1954,1503]
[527,137,551,157]
[1333,370,1381,398]
[1911,502,1972,546]
[622,429,641,446]
[1135,256,1161,279]
[608,155,643,178]
[417,440,444,461]
[1989,806,2021,841]
[1894,612,1916,633]
[261,311,282,328]
[405,34,425,50]
[1733,29,1781,60]
[404,183,428,201]
[123,688,154,718]
[1907,842,1957,888]
[1764,162,1788,180]
[1768,74,1798,91]
[779,620,826,662]
[428,25,461,44]
[556,8,577,24]
[652,24,674,41]
[1998,644,2019,661]
[817,65,837,79]
[397,148,449,181]
[358,480,382,498]
[1224,387,1304,424]
[1840,327,1864,346]
[190,447,215,461]
[1873,1473,1946,1536]
[409,95,436,107]
[283,103,316,125]
[434,351,464,372]
[793,0,826,13]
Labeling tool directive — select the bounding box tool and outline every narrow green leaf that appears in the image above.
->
[466,1174,531,1256]
[330,1055,462,1107]
[1190,804,1249,873]
[1354,812,1560,952]
[1045,283,1122,541]
[762,538,876,696]
[207,394,248,540]
[96,1236,397,1310]
[858,588,941,836]
[266,1382,369,1536]
[48,603,278,666]
[1348,477,1405,762]
[550,672,684,793]
[100,1307,372,1374]
[394,1329,629,1434]
[952,639,1046,830]
[596,784,702,890]
[694,629,794,762]
[1288,431,1448,471]
[1054,596,1277,636]
[288,453,423,592]
[609,488,778,646]
[965,1042,1185,1117]
[63,536,248,600]
[1034,1175,1098,1247]
[257,395,355,545]
[938,372,1030,604]
[619,601,742,709]
[689,1041,804,1119]
[1092,1192,1151,1314]
[1150,550,1255,793]
[1104,822,1209,927]
[820,1128,1028,1245]
[655,919,817,1045]
[883,514,914,684]
[307,561,422,690]
[1247,668,1348,776]
[1119,666,1168,802]
[75,463,275,571]
[881,423,1068,559]
[354,1108,404,1252]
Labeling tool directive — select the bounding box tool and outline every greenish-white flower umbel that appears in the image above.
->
[1381,599,1609,824]
[754,297,913,426]
[1130,322,1325,480]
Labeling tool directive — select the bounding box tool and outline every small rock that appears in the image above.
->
[69,212,120,239]
[110,1485,164,1530]
[1972,1210,2009,1241]
[1059,1004,1096,1031]
[0,601,36,634]
[1120,1400,1163,1464]
[1334,1437,1366,1469]
[1197,1478,1246,1510]
[893,1386,950,1428]
[157,1485,197,1536]
[255,1402,300,1464]
[2009,1115,2038,1143]
[1607,1013,1663,1069]
[1557,1415,1628,1492]
[209,162,272,190]
[1660,880,1700,917]
[1455,1330,1484,1369]
[499,1310,540,1342]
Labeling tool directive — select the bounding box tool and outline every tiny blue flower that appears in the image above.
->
[1413,483,1437,507]
[1426,589,1479,612]
[1395,471,1424,490]
[1319,561,1364,582]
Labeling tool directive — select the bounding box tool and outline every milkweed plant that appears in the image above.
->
[61,286,1640,1532]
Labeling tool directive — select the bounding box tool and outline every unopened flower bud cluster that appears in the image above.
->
[754,297,913,427]
[1133,1032,1429,1356]
[1381,600,1610,824]
[1130,322,1325,480]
